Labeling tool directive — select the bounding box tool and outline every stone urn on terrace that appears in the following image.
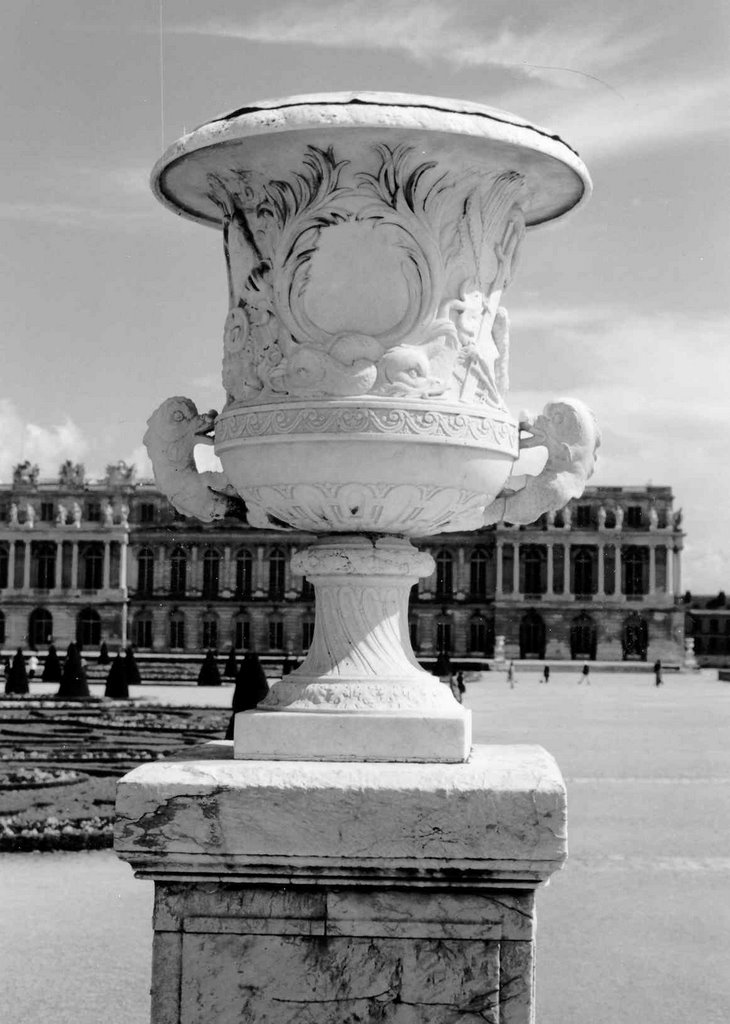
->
[144,92,598,762]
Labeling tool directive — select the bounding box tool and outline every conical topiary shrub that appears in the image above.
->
[124,646,141,685]
[223,647,238,678]
[104,652,129,699]
[98,641,111,665]
[198,650,221,686]
[6,648,29,695]
[225,652,269,739]
[56,642,91,699]
[41,644,62,682]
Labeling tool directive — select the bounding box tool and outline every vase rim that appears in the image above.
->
[151,91,591,230]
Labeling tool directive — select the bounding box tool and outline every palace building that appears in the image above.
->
[0,461,686,663]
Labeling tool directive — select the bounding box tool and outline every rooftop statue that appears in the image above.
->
[58,460,85,488]
[12,461,39,487]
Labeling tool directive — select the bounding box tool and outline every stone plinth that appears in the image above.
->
[115,743,566,1023]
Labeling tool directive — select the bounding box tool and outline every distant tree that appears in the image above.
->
[104,653,128,699]
[6,648,29,695]
[56,642,91,699]
[198,650,221,686]
[682,590,692,605]
[98,641,111,665]
[434,651,452,678]
[225,653,269,739]
[124,646,141,685]
[223,647,238,678]
[41,644,62,682]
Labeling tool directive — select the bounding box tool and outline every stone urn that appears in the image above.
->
[145,92,597,761]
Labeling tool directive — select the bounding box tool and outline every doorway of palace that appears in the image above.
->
[570,612,597,660]
[622,612,648,660]
[519,610,546,659]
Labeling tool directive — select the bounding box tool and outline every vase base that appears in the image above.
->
[233,706,472,763]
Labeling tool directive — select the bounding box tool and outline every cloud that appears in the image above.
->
[0,399,90,481]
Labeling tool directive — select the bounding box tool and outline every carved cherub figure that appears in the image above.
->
[143,397,242,523]
[72,502,82,527]
[25,503,36,529]
[483,398,600,526]
[57,504,68,526]
[8,503,18,526]
[103,500,114,526]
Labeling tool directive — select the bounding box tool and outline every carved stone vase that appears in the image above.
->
[146,92,594,761]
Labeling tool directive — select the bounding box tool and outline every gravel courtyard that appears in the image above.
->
[2,668,729,1024]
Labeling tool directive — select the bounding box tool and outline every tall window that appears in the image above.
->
[626,506,643,529]
[0,610,4,645]
[202,613,218,650]
[40,502,55,522]
[86,501,101,522]
[622,547,649,596]
[81,544,103,590]
[435,549,453,598]
[603,545,616,595]
[301,577,315,601]
[572,548,596,596]
[268,548,286,600]
[470,614,493,654]
[33,542,56,589]
[170,547,187,595]
[268,616,284,650]
[137,547,155,594]
[233,613,250,651]
[133,612,153,649]
[169,611,185,649]
[519,610,546,659]
[77,608,101,646]
[522,547,546,595]
[29,607,53,647]
[0,544,7,588]
[235,549,253,598]
[575,505,592,528]
[470,547,489,598]
[436,615,453,653]
[408,616,419,652]
[202,548,221,599]
[301,615,315,651]
[138,502,156,524]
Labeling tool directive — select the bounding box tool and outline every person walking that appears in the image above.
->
[653,659,663,687]
[542,664,550,685]
[507,661,515,689]
[457,670,466,701]
[579,663,590,685]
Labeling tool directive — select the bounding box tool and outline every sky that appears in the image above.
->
[1,0,728,591]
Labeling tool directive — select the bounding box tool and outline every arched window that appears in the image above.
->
[470,614,495,656]
[202,548,221,599]
[0,609,4,645]
[137,547,155,594]
[435,549,453,598]
[0,544,8,589]
[268,615,284,650]
[301,614,315,652]
[76,607,101,647]
[623,612,648,660]
[436,614,453,654]
[622,547,649,596]
[519,610,546,659]
[522,546,546,595]
[169,610,185,650]
[29,608,53,647]
[572,547,597,596]
[202,612,218,650]
[81,543,103,590]
[133,610,153,649]
[235,549,253,599]
[470,547,489,598]
[170,547,187,596]
[232,612,250,652]
[570,612,597,660]
[269,548,286,600]
[32,542,56,589]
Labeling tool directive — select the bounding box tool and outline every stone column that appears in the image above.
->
[495,541,503,596]
[673,546,682,596]
[649,544,656,595]
[546,543,554,596]
[255,545,266,597]
[615,545,622,594]
[456,546,466,596]
[22,542,31,591]
[597,542,605,595]
[222,545,232,594]
[512,541,520,594]
[563,543,571,595]
[102,541,111,591]
[55,541,63,591]
[190,546,199,595]
[117,745,566,1024]
[7,540,15,590]
[71,541,79,591]
[120,535,129,648]
[156,546,166,593]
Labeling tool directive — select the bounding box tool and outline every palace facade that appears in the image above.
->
[0,461,686,663]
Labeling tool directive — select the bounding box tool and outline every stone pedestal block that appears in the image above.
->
[115,743,566,1023]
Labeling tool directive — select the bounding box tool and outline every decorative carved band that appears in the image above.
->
[217,404,518,452]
